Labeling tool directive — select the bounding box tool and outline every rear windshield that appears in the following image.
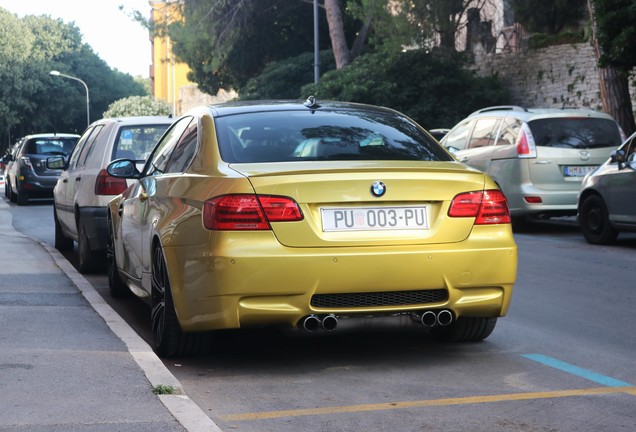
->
[528,118,621,149]
[24,138,78,155]
[215,110,452,163]
[113,124,170,161]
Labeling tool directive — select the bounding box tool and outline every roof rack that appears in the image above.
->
[469,105,527,116]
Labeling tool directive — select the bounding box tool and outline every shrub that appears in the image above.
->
[103,96,171,118]
[301,49,509,130]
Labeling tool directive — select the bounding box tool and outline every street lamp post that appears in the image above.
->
[49,70,90,128]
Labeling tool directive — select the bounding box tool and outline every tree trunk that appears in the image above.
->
[587,0,636,136]
[324,0,351,69]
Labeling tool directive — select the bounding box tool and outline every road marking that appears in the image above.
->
[522,354,633,387]
[220,386,636,421]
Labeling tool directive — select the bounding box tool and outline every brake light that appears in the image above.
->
[203,194,303,230]
[448,190,511,225]
[95,169,128,195]
[516,124,537,158]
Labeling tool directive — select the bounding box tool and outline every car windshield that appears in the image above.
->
[528,118,622,149]
[25,138,77,155]
[215,110,452,163]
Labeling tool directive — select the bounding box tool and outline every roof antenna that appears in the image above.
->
[304,95,320,109]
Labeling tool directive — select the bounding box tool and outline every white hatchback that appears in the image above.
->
[49,116,173,273]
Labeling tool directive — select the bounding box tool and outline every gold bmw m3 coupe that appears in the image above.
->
[106,98,517,357]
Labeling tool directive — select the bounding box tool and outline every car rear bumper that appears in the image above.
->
[506,184,580,216]
[162,225,518,332]
[17,174,59,197]
[79,207,108,252]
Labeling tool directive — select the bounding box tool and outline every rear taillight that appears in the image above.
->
[95,169,128,195]
[203,194,303,230]
[516,124,537,158]
[448,190,511,225]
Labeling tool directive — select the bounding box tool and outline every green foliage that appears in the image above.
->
[103,96,171,118]
[511,0,587,34]
[302,49,509,130]
[169,0,333,95]
[593,0,636,69]
[239,51,336,100]
[0,8,147,153]
[152,384,178,395]
[527,30,587,49]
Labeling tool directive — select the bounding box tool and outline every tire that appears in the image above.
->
[106,215,130,298]
[16,185,28,205]
[430,316,497,342]
[9,182,17,203]
[54,207,74,251]
[579,194,618,245]
[151,244,205,358]
[77,218,104,274]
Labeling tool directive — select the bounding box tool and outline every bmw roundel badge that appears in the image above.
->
[371,181,386,197]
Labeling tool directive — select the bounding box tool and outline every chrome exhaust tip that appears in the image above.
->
[301,315,321,332]
[436,309,453,326]
[321,314,338,332]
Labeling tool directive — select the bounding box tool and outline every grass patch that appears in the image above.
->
[153,384,178,395]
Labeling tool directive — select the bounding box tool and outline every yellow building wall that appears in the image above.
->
[149,1,192,115]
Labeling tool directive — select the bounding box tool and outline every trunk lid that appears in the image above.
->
[231,160,486,248]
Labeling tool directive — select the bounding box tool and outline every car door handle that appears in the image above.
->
[75,176,81,181]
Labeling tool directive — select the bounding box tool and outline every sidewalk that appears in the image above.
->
[0,198,220,432]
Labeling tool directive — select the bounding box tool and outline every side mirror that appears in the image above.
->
[46,156,66,170]
[107,159,141,179]
[610,149,626,164]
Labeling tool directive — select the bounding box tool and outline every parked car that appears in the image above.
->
[105,98,518,357]
[48,116,172,273]
[5,133,80,205]
[428,128,450,141]
[440,106,624,221]
[3,140,22,199]
[578,131,636,244]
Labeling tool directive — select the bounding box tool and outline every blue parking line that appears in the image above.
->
[522,354,633,387]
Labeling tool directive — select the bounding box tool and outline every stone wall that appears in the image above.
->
[473,42,636,110]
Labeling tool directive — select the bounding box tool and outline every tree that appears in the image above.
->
[162,0,333,95]
[0,9,37,153]
[587,0,636,136]
[512,0,587,34]
[302,49,509,129]
[325,0,351,68]
[388,0,495,52]
[0,9,147,151]
[103,96,172,118]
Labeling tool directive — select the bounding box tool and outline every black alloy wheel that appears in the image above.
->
[579,194,618,245]
[151,243,204,358]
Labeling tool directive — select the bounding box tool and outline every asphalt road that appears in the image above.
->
[7,198,636,432]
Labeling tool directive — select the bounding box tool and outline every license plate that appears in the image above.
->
[563,165,597,177]
[321,206,429,232]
